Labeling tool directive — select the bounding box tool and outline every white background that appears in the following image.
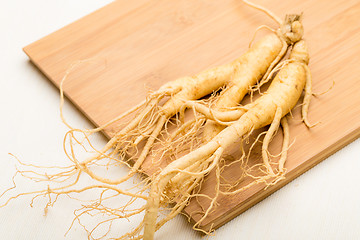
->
[1,0,359,239]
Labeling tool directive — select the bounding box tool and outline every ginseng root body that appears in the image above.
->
[143,40,312,240]
[203,12,304,141]
[0,2,316,239]
[73,23,293,187]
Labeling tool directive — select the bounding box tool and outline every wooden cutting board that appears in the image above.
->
[23,0,360,232]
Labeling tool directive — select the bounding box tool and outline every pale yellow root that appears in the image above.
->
[1,157,151,240]
[63,93,166,163]
[142,39,311,239]
[203,0,305,141]
[248,25,276,48]
[242,0,282,25]
[262,106,282,175]
[70,23,298,196]
[1,12,314,240]
[203,17,304,141]
[56,9,306,207]
[156,100,248,161]
[5,32,293,240]
[224,41,311,195]
[251,58,293,95]
[203,33,285,142]
[1,35,294,239]
[192,164,221,232]
[301,64,319,128]
[278,116,289,173]
[258,112,290,183]
[59,60,233,185]
[157,117,206,163]
[151,175,205,238]
[60,32,292,189]
[220,118,288,196]
[143,147,224,240]
[182,100,248,123]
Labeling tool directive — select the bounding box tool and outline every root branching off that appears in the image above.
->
[0,1,321,240]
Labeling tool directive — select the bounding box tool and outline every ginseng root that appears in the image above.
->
[0,2,316,239]
[61,21,297,188]
[203,0,305,141]
[142,39,312,240]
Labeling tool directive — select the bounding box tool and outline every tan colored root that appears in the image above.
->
[256,36,288,91]
[81,97,164,163]
[62,91,164,164]
[61,103,170,186]
[220,130,264,192]
[220,173,272,196]
[250,58,293,96]
[157,117,205,163]
[0,173,147,209]
[221,113,291,198]
[182,100,247,123]
[162,158,221,236]
[301,64,320,128]
[203,7,298,141]
[154,175,205,235]
[217,144,247,190]
[244,0,305,95]
[170,159,206,187]
[12,45,256,239]
[154,100,247,166]
[58,58,199,189]
[3,151,151,240]
[158,37,310,233]
[278,116,289,173]
[193,164,221,231]
[67,201,147,239]
[1,161,150,240]
[58,37,267,189]
[312,79,335,97]
[167,118,201,144]
[143,147,223,239]
[2,7,314,240]
[249,25,276,48]
[59,58,106,130]
[149,37,306,236]
[217,108,293,200]
[209,106,248,125]
[262,106,282,175]
[242,0,282,25]
[59,58,176,133]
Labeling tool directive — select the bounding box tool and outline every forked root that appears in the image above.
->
[60,88,181,188]
[301,64,320,128]
[143,147,224,239]
[1,1,319,239]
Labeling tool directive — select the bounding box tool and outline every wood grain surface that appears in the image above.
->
[23,0,360,232]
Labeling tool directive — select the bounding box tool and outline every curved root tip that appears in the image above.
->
[312,80,335,97]
[303,118,321,128]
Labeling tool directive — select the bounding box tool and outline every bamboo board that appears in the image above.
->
[23,0,360,232]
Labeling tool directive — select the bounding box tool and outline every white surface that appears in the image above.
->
[1,1,360,239]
